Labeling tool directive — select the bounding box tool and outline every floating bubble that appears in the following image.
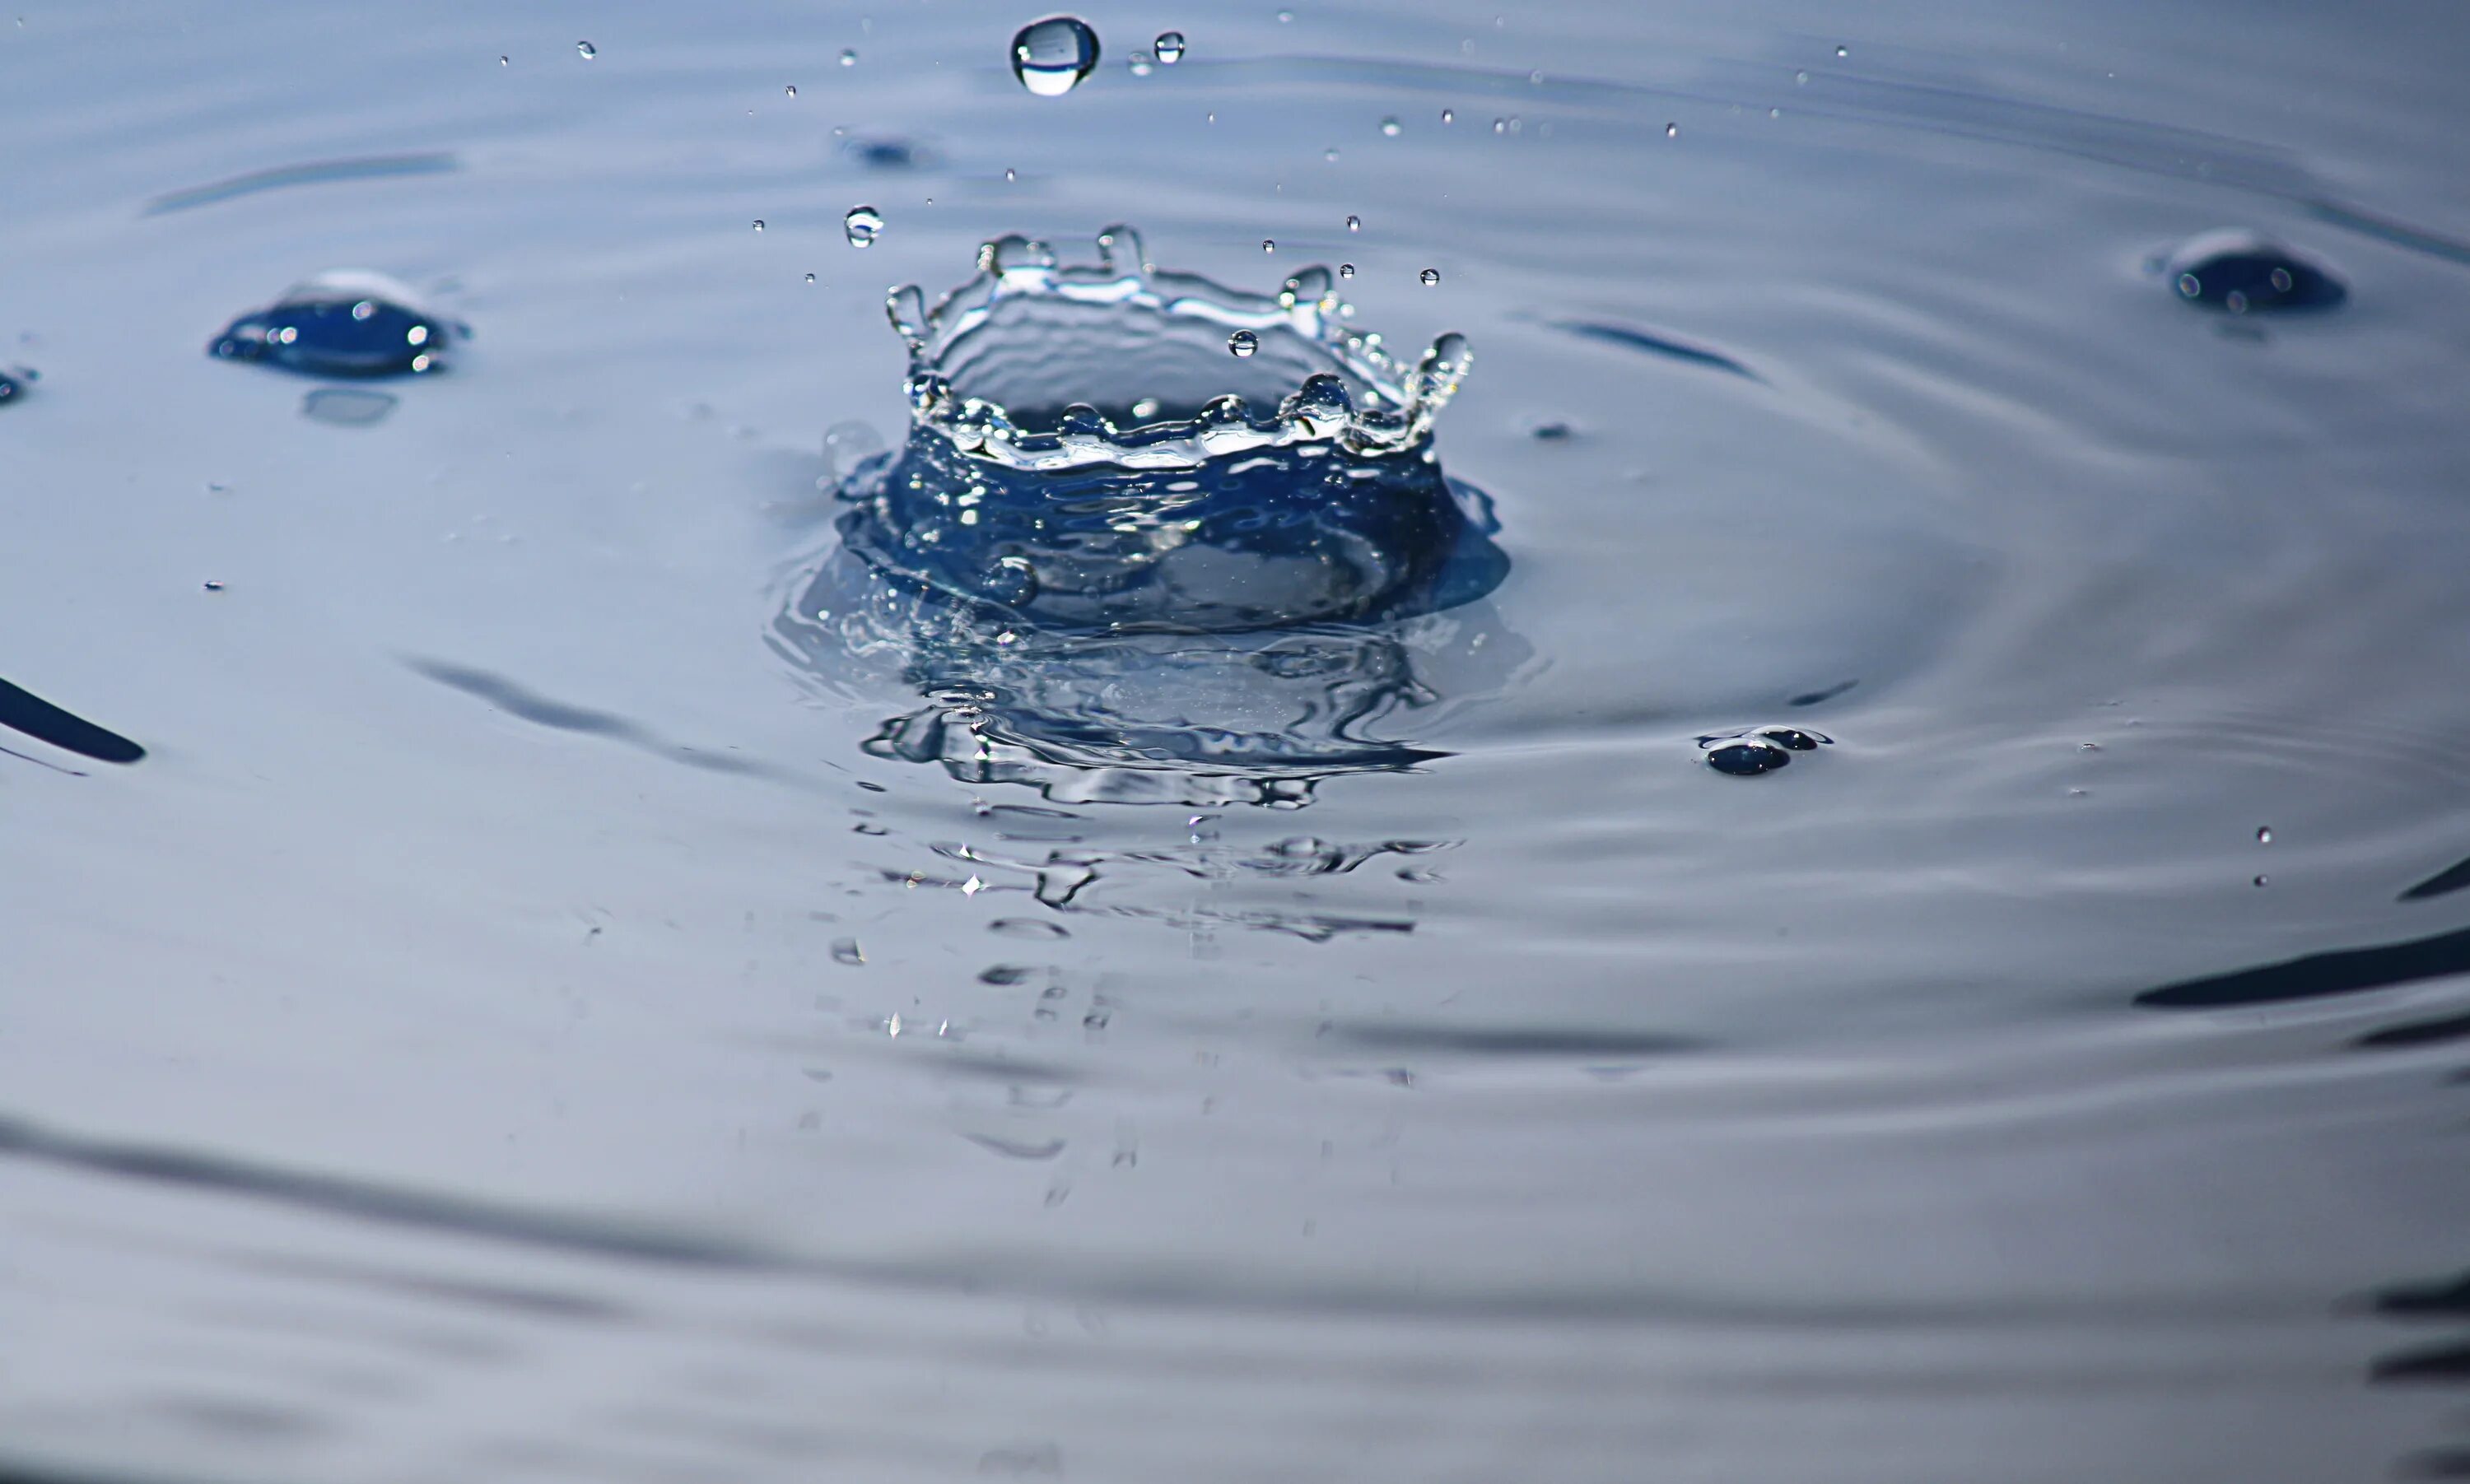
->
[1380,116,1401,137]
[2163,230,2346,313]
[1153,30,1184,63]
[209,270,466,379]
[1228,329,1259,357]
[576,40,595,59]
[845,205,884,248]
[1419,267,1440,286]
[1011,16,1101,97]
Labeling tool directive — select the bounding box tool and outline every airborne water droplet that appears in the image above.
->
[1338,263,1354,278]
[844,205,884,247]
[1228,330,1259,357]
[2257,826,2273,844]
[752,219,766,232]
[1261,239,1275,254]
[1441,109,1454,123]
[1419,267,1440,286]
[1379,116,1402,137]
[839,48,857,66]
[1345,214,1360,232]
[1836,44,1849,58]
[1153,30,1185,63]
[785,83,797,97]
[1665,122,1678,138]
[1011,16,1101,97]
[576,40,595,59]
[805,272,817,284]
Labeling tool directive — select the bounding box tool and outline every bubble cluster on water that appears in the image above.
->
[1011,16,1100,97]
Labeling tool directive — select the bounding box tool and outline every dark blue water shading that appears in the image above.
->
[210,271,464,379]
[2137,922,2470,1008]
[0,677,144,765]
[143,151,458,216]
[0,367,25,404]
[1548,320,1761,381]
[404,658,776,778]
[2402,855,2470,903]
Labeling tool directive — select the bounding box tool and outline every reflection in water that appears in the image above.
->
[773,228,1523,809]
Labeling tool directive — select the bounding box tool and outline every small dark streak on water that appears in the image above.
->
[1549,319,1763,381]
[1790,678,1859,708]
[2372,1342,2470,1385]
[143,151,459,215]
[0,677,145,764]
[403,657,776,779]
[2399,1449,2470,1480]
[226,1249,633,1324]
[143,1396,327,1441]
[2402,855,2470,902]
[0,1110,786,1273]
[2135,923,2470,1008]
[2353,1011,2470,1052]
[2373,1272,2470,1320]
[0,742,90,777]
[1317,1023,1703,1058]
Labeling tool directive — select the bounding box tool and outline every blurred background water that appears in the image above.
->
[4,2,2469,1480]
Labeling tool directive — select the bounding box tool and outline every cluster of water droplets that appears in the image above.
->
[884,226,1472,472]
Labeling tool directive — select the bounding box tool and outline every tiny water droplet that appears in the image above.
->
[576,40,595,59]
[2256,826,2273,844]
[1492,117,1508,133]
[498,54,508,67]
[1665,122,1678,138]
[1337,263,1354,278]
[1345,214,1360,231]
[1441,108,1454,123]
[1379,116,1401,137]
[2253,873,2270,887]
[202,579,226,593]
[1277,7,1293,21]
[1004,166,1017,182]
[1010,16,1100,97]
[1324,147,1339,161]
[1835,44,1849,58]
[1261,238,1275,253]
[844,205,883,247]
[751,219,766,232]
[839,48,857,66]
[1153,30,1184,63]
[1419,267,1440,286]
[1128,53,1152,76]
[1795,69,1810,84]
[1228,330,1259,357]
[785,83,797,97]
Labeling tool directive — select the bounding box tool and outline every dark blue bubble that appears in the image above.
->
[1703,739,1789,775]
[210,270,466,378]
[2163,230,2346,314]
[1699,724,1831,774]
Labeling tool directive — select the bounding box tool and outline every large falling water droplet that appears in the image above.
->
[845,205,885,248]
[1011,16,1102,97]
[1227,330,1259,357]
[1153,30,1185,63]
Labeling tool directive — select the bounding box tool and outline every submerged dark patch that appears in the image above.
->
[2137,922,2470,1008]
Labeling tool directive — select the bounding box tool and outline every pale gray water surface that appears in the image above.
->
[4,2,2470,1481]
